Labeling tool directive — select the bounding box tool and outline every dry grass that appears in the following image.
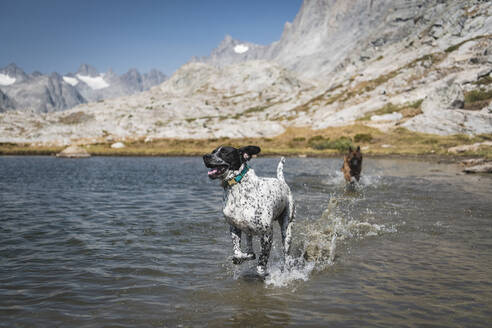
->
[0,143,63,156]
[1,126,491,159]
[357,99,424,121]
[464,88,492,110]
[473,75,492,86]
[444,34,490,53]
[84,125,490,158]
[58,112,94,125]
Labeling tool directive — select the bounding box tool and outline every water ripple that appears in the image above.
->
[1,156,491,327]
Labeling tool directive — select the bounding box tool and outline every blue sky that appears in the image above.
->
[0,0,302,75]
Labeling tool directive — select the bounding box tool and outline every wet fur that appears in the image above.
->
[203,146,295,276]
[342,146,363,183]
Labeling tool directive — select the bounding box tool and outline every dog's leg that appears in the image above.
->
[257,228,273,276]
[245,233,256,260]
[342,164,352,182]
[284,196,295,256]
[230,226,255,265]
[279,195,295,259]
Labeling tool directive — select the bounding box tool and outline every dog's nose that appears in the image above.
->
[203,154,211,162]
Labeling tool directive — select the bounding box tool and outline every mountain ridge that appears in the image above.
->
[0,63,167,113]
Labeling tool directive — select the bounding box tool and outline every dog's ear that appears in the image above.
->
[239,145,261,162]
[356,146,360,152]
[348,146,353,153]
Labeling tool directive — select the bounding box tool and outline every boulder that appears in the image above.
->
[485,103,492,114]
[371,112,403,121]
[463,163,492,174]
[422,82,465,113]
[460,158,487,166]
[448,141,492,154]
[56,145,90,158]
[111,142,126,149]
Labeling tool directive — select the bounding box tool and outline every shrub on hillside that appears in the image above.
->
[308,136,353,152]
[354,133,373,143]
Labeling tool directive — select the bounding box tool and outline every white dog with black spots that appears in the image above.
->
[203,146,295,277]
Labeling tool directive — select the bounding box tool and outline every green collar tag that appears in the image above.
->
[227,164,249,186]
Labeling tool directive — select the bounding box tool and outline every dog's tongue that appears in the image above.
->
[208,168,218,176]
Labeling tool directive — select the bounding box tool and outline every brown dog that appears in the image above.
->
[342,146,362,183]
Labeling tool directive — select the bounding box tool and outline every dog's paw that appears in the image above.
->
[256,265,269,277]
[232,252,256,265]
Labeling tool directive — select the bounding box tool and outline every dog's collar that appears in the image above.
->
[226,164,249,186]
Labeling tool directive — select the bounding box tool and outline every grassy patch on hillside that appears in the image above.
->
[231,103,278,119]
[444,34,491,53]
[473,74,492,86]
[292,84,343,113]
[464,88,492,110]
[354,133,373,143]
[357,99,424,121]
[243,105,271,115]
[307,136,353,152]
[58,112,94,125]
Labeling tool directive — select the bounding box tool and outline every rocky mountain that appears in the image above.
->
[142,69,171,90]
[0,60,318,143]
[0,65,86,113]
[0,0,491,144]
[0,63,29,83]
[64,64,168,103]
[0,63,167,113]
[0,90,14,112]
[191,35,268,67]
[195,0,492,82]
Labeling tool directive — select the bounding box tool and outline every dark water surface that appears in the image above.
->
[1,156,491,327]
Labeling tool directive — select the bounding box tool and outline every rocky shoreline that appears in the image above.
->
[3,144,492,176]
[1,125,490,165]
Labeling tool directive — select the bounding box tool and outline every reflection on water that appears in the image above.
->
[0,156,491,327]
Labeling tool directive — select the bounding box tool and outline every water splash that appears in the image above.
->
[323,170,346,185]
[265,196,397,287]
[359,174,383,187]
[322,171,382,188]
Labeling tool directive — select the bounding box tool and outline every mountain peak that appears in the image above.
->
[5,63,21,70]
[0,63,28,82]
[223,34,233,43]
[217,35,243,50]
[1,63,25,74]
[122,68,141,81]
[77,64,99,77]
[126,68,140,75]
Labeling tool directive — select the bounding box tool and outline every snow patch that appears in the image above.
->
[76,74,109,90]
[63,76,79,86]
[0,73,16,86]
[234,44,249,54]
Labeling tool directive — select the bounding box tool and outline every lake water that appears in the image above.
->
[1,156,491,327]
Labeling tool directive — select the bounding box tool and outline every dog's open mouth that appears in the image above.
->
[207,165,228,179]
